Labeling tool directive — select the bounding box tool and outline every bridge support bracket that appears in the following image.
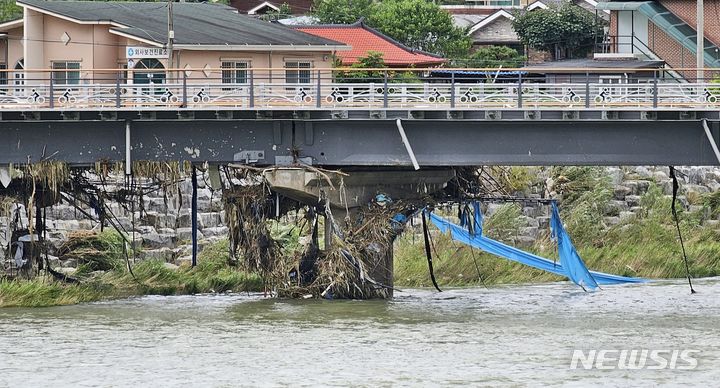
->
[331,110,348,119]
[562,111,580,120]
[641,111,657,120]
[369,110,386,120]
[140,111,156,120]
[524,110,540,120]
[22,112,40,121]
[61,112,80,121]
[215,111,232,120]
[602,111,619,120]
[409,111,424,120]
[99,111,117,121]
[448,111,463,120]
[257,111,273,120]
[679,111,697,120]
[485,110,501,120]
[179,111,195,120]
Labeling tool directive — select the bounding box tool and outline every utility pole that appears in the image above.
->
[697,0,704,82]
[167,0,174,77]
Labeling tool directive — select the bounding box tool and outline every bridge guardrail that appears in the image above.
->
[0,68,719,110]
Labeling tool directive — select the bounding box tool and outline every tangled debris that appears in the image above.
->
[276,199,417,299]
[2,159,504,299]
[57,231,123,272]
[223,168,279,283]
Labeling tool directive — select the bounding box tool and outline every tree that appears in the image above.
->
[462,46,526,68]
[512,3,603,59]
[335,51,386,83]
[312,0,373,24]
[368,0,470,58]
[334,51,420,83]
[312,0,470,58]
[0,2,22,23]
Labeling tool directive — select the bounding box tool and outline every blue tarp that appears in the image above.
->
[427,202,645,290]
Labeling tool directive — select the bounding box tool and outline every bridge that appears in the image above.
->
[1,68,719,167]
[2,67,719,295]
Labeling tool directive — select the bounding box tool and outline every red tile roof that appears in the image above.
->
[295,22,445,67]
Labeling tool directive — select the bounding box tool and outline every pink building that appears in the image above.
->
[0,0,347,89]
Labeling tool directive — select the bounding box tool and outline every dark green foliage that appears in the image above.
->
[334,51,421,83]
[0,1,22,22]
[512,3,604,58]
[312,0,373,24]
[313,0,470,58]
[460,46,527,68]
[367,0,470,58]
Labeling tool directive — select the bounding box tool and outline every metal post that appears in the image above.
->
[585,71,590,108]
[697,0,705,82]
[316,69,321,108]
[383,70,388,108]
[653,70,658,108]
[249,69,255,108]
[631,10,635,54]
[125,120,132,176]
[49,73,54,109]
[182,71,187,107]
[167,0,174,80]
[450,72,456,108]
[191,165,198,267]
[517,73,523,108]
[115,72,121,108]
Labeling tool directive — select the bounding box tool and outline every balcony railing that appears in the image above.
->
[0,68,718,110]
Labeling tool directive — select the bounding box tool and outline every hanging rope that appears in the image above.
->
[421,211,442,292]
[669,166,696,294]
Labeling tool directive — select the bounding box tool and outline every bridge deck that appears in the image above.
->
[1,70,719,167]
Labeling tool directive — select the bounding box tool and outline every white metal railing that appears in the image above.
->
[1,74,719,110]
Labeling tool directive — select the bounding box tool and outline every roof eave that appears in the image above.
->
[0,19,24,31]
[596,2,651,11]
[173,44,352,51]
[468,10,515,35]
[108,29,164,48]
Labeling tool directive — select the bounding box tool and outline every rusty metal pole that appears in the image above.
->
[191,165,198,267]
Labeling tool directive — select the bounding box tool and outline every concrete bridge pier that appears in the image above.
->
[264,168,455,296]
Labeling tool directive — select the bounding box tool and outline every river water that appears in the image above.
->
[0,278,719,387]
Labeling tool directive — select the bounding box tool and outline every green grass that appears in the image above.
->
[395,178,720,288]
[1,238,263,308]
[394,222,720,288]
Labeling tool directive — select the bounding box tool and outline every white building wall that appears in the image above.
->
[617,10,633,53]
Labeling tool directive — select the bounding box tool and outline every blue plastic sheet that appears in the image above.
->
[427,202,645,289]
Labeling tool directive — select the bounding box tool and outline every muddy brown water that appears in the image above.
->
[0,278,719,387]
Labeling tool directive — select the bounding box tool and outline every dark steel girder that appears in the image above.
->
[0,118,718,166]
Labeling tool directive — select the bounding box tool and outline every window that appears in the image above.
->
[221,61,249,85]
[599,76,623,84]
[52,61,80,85]
[285,61,311,84]
[473,0,520,6]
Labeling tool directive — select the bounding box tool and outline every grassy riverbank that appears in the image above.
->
[3,167,719,306]
[395,179,720,287]
[394,223,720,287]
[0,238,262,308]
